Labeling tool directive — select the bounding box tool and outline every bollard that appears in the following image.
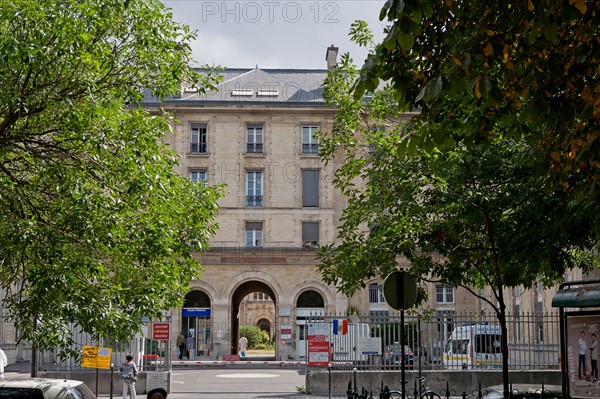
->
[328,364,332,399]
[109,363,114,399]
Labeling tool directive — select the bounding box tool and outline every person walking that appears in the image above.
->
[579,330,588,380]
[120,354,138,399]
[590,333,598,382]
[239,335,248,357]
[0,347,7,379]
[185,334,195,360]
[176,332,186,360]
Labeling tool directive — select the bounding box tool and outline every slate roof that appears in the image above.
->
[143,67,329,106]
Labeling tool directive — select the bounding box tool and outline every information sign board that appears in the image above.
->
[81,346,112,369]
[153,322,170,340]
[359,337,382,355]
[308,336,330,367]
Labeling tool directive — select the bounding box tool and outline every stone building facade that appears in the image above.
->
[140,46,588,361]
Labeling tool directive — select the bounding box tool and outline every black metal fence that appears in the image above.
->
[308,311,560,371]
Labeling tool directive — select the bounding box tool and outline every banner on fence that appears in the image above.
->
[153,322,170,340]
[308,322,331,367]
[308,336,330,367]
[81,346,112,369]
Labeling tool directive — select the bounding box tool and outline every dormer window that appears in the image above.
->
[257,90,279,97]
[232,90,253,96]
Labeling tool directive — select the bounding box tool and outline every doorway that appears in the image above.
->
[231,281,276,358]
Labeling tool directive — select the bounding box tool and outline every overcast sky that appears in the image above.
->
[161,0,387,69]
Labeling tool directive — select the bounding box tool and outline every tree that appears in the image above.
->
[353,1,600,223]
[317,54,597,394]
[239,325,271,350]
[0,0,224,358]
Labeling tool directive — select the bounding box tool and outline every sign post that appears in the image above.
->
[384,270,418,399]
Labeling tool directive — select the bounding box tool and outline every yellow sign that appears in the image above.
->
[81,346,113,369]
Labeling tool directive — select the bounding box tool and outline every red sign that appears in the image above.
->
[308,336,330,367]
[152,323,170,340]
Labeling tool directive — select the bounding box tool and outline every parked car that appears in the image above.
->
[0,377,96,399]
[383,344,414,368]
[477,384,563,399]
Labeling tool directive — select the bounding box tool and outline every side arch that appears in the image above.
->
[289,279,336,308]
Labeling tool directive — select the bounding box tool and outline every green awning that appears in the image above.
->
[552,285,600,308]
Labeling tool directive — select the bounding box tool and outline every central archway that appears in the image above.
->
[231,281,277,356]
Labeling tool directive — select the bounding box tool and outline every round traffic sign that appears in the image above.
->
[383,270,418,310]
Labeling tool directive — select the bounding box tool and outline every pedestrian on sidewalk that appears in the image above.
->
[176,332,185,360]
[239,336,248,357]
[120,354,138,399]
[591,333,598,382]
[185,334,194,359]
[0,347,7,379]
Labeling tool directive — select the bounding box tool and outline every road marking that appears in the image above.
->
[216,373,280,379]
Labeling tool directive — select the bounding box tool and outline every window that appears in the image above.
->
[436,311,455,341]
[0,388,45,399]
[436,285,454,304]
[302,222,319,247]
[246,222,263,247]
[302,125,319,154]
[369,283,385,304]
[190,123,208,153]
[302,170,319,207]
[253,292,270,301]
[189,170,207,184]
[246,124,264,153]
[246,171,263,207]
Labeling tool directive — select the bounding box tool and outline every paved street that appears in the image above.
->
[163,368,333,399]
[4,362,346,399]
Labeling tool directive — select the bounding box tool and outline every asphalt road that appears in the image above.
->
[5,361,346,398]
[115,368,344,399]
[168,368,312,398]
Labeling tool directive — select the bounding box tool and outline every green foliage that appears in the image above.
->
[320,26,598,392]
[239,325,271,349]
[352,0,600,224]
[0,0,224,359]
[296,386,307,394]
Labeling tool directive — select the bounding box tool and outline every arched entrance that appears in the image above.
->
[257,318,271,338]
[296,290,325,358]
[181,290,212,358]
[231,281,276,357]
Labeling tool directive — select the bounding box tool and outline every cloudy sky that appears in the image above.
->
[161,0,387,69]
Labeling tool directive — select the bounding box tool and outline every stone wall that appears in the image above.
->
[306,370,562,396]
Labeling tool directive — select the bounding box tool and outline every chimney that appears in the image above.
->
[325,45,339,72]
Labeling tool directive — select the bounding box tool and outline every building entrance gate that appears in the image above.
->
[231,281,277,357]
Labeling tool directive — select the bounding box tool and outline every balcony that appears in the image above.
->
[302,143,319,154]
[246,143,263,153]
[190,143,207,153]
[246,196,263,207]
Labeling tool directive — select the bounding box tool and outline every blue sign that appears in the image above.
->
[182,308,211,317]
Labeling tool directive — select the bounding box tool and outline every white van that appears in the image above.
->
[330,322,371,363]
[443,324,502,369]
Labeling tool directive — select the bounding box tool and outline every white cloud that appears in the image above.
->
[162,0,386,69]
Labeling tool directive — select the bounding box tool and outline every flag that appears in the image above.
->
[332,319,348,335]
